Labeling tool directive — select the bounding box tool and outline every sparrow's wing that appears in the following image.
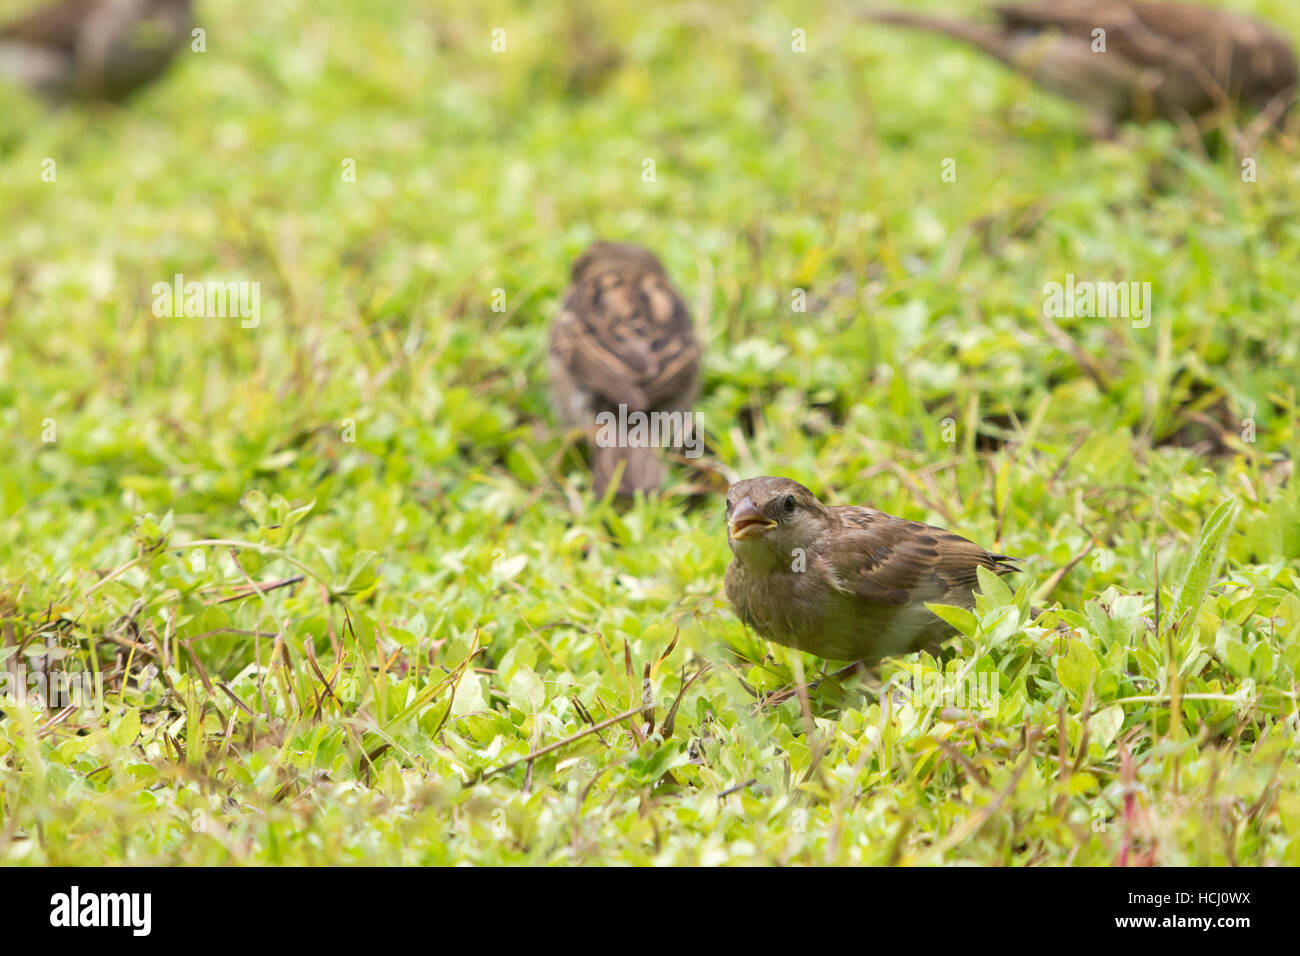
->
[550,266,698,412]
[825,506,1018,605]
[0,0,99,50]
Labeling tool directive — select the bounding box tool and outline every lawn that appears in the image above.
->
[1,0,1298,865]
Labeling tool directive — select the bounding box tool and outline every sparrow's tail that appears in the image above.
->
[990,553,1022,577]
[860,9,1016,66]
[591,441,662,498]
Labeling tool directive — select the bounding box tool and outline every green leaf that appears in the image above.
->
[450,674,487,717]
[983,605,1021,647]
[492,553,528,585]
[281,497,316,533]
[1068,772,1099,795]
[240,490,270,526]
[976,564,1013,606]
[1056,639,1099,700]
[1091,705,1124,750]
[197,605,233,635]
[926,602,978,637]
[337,551,381,594]
[1221,637,1251,679]
[629,739,689,783]
[108,708,141,747]
[507,666,545,713]
[1167,497,1238,640]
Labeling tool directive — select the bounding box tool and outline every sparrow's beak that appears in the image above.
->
[729,497,776,540]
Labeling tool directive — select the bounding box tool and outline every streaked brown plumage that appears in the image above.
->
[724,477,1019,665]
[0,0,192,102]
[862,1,1298,132]
[549,241,700,497]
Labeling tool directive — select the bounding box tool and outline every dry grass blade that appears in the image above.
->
[479,704,654,783]
[660,661,711,739]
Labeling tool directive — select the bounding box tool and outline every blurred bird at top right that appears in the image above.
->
[861,2,1298,138]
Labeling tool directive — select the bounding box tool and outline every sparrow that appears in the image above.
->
[861,2,1298,133]
[548,241,701,497]
[724,476,1020,665]
[0,0,193,102]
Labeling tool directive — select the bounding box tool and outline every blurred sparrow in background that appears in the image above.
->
[0,0,192,102]
[862,1,1298,135]
[724,476,1020,666]
[549,241,701,497]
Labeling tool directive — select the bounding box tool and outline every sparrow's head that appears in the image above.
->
[725,476,830,564]
[571,241,667,282]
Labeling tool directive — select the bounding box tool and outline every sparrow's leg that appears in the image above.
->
[755,660,869,710]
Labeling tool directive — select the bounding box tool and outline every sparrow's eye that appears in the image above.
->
[725,499,732,513]
[783,494,796,514]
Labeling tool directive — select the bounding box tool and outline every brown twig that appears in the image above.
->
[1033,536,1097,605]
[478,704,653,782]
[203,575,305,606]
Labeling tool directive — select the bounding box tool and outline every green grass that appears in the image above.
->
[2,0,1299,865]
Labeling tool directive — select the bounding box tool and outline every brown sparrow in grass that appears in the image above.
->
[0,0,192,102]
[862,2,1298,134]
[549,241,701,497]
[724,476,1020,665]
